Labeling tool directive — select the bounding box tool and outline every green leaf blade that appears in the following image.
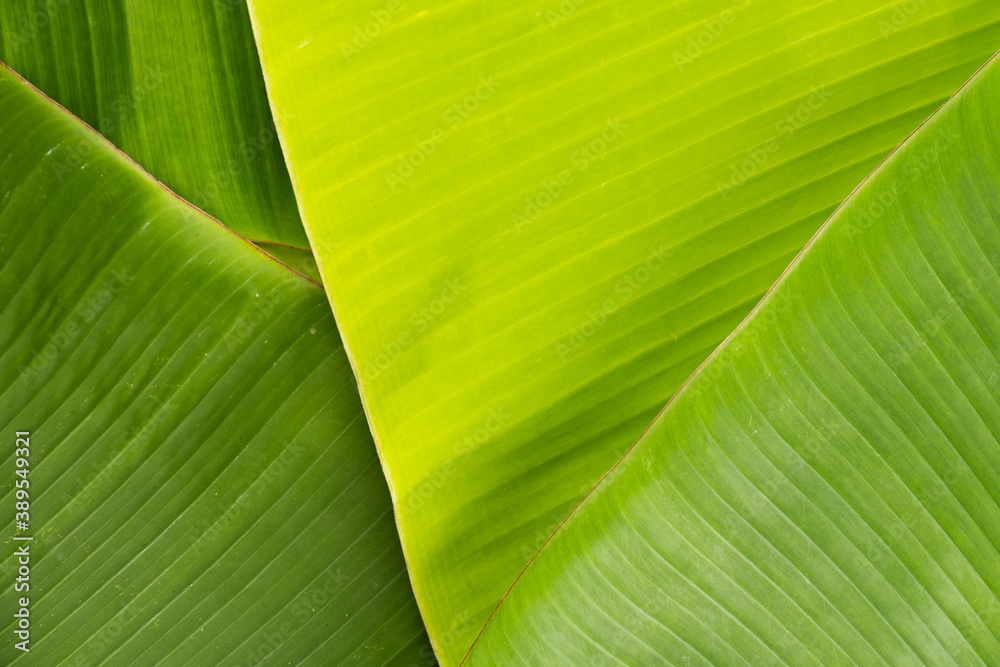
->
[248,0,1000,661]
[0,65,427,665]
[468,53,1000,666]
[0,0,307,247]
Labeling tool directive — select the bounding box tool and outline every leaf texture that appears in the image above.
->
[247,0,1000,661]
[0,0,307,246]
[468,51,1000,666]
[0,65,427,665]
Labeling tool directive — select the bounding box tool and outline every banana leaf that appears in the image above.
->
[0,65,427,665]
[246,0,1000,660]
[468,52,1000,665]
[0,0,306,247]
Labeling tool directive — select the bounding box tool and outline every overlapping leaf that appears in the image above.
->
[0,66,427,665]
[256,241,323,283]
[247,0,1000,660]
[468,52,1000,665]
[0,0,306,246]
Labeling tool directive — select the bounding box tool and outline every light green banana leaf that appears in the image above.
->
[468,52,1000,665]
[246,0,1000,661]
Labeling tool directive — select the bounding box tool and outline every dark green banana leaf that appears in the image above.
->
[0,64,427,665]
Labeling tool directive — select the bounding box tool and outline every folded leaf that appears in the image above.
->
[468,52,1000,665]
[0,65,427,665]
[247,0,1000,660]
[0,0,306,247]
